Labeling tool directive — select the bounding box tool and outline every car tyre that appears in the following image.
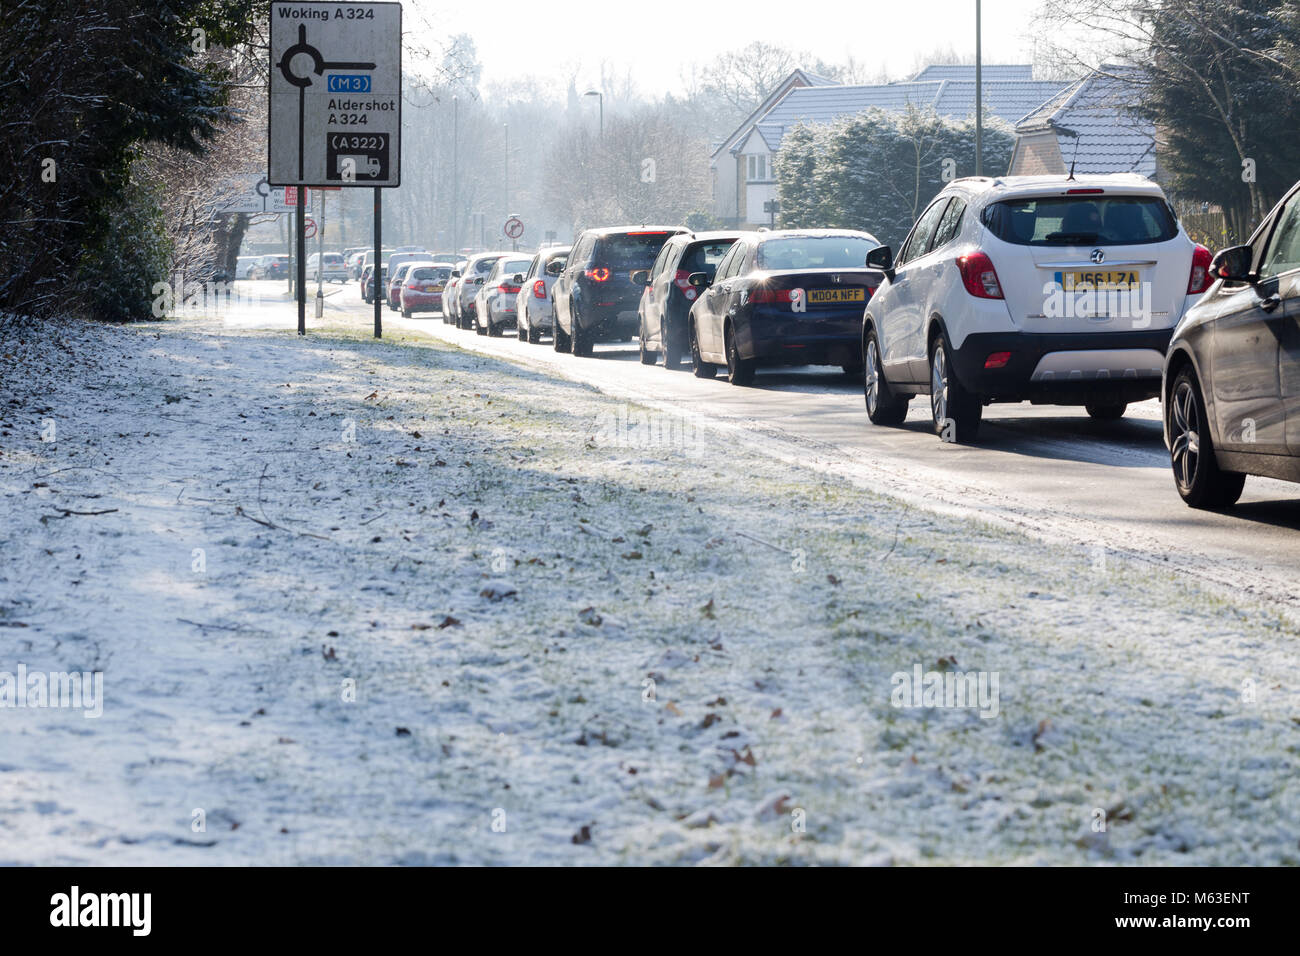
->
[638,324,656,365]
[864,327,909,426]
[929,333,981,442]
[661,316,684,368]
[1169,367,1245,510]
[571,307,592,357]
[402,306,411,318]
[690,320,716,379]
[553,305,572,353]
[724,323,755,386]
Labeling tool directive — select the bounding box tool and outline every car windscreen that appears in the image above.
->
[756,236,877,270]
[681,240,737,275]
[410,267,451,281]
[595,233,674,270]
[981,196,1178,246]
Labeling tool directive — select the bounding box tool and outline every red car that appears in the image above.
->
[400,264,453,317]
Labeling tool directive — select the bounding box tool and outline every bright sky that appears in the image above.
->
[405,0,1050,97]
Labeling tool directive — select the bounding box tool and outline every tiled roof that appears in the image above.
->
[911,64,1035,82]
[1015,65,1155,177]
[749,77,1069,152]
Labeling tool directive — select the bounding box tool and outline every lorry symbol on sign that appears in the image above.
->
[336,155,381,180]
[276,24,375,180]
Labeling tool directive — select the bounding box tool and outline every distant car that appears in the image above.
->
[474,256,533,336]
[552,226,687,355]
[250,255,290,280]
[1163,178,1300,509]
[863,174,1210,442]
[443,260,469,325]
[234,256,259,280]
[688,229,883,385]
[453,253,507,330]
[361,265,388,303]
[400,264,454,318]
[634,231,745,367]
[307,252,349,283]
[516,246,571,343]
[346,250,368,279]
[395,245,426,253]
[387,261,431,311]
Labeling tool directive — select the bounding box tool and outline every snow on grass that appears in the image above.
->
[1,315,1298,865]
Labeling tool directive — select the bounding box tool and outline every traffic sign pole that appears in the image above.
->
[296,198,305,335]
[315,189,324,319]
[373,186,382,339]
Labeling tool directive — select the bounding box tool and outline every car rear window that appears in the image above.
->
[410,267,451,281]
[500,260,531,275]
[595,233,675,270]
[982,196,1177,246]
[681,240,737,274]
[474,257,502,273]
[756,235,878,270]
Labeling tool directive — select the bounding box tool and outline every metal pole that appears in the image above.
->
[503,122,509,230]
[975,0,983,177]
[296,190,305,335]
[373,186,382,338]
[598,93,603,137]
[315,189,324,319]
[452,96,459,253]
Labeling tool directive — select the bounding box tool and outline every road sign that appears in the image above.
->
[504,217,524,240]
[269,2,402,187]
[219,175,298,214]
[304,217,318,239]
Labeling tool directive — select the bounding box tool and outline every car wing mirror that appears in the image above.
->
[865,245,894,277]
[687,272,711,289]
[545,260,564,277]
[1211,244,1253,283]
[513,274,525,284]
[451,270,462,279]
[630,269,650,286]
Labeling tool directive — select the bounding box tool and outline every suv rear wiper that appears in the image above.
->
[1043,232,1100,244]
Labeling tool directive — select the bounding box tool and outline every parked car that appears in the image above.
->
[387,261,431,311]
[307,252,349,283]
[634,231,745,367]
[399,264,454,318]
[361,265,388,303]
[516,246,571,343]
[250,255,290,280]
[234,256,259,280]
[1162,179,1300,508]
[453,253,507,330]
[443,259,470,325]
[861,174,1212,442]
[474,256,533,336]
[687,229,883,384]
[553,226,687,355]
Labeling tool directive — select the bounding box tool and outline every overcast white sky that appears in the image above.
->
[406,0,1050,97]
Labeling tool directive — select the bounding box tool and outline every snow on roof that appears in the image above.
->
[911,64,1035,82]
[1015,65,1156,177]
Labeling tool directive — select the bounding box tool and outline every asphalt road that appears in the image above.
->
[232,279,1300,609]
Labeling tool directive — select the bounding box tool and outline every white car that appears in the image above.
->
[515,246,570,343]
[861,173,1212,442]
[453,253,506,331]
[474,255,534,336]
[443,261,467,325]
[234,256,259,280]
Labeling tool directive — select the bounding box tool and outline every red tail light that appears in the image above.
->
[1188,243,1212,294]
[984,351,1012,369]
[748,287,801,305]
[584,268,610,282]
[956,252,1004,299]
[1065,188,1104,195]
[532,280,547,299]
[500,284,520,294]
[673,269,693,291]
[405,282,418,290]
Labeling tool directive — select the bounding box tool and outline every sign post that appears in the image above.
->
[269,1,401,337]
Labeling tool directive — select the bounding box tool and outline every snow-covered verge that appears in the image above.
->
[1,315,1298,865]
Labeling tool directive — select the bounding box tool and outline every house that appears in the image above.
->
[709,69,840,230]
[1008,66,1156,179]
[710,64,1069,227]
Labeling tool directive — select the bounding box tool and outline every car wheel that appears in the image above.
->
[690,321,716,379]
[661,316,684,369]
[476,311,488,335]
[864,327,909,426]
[517,317,527,341]
[528,323,541,344]
[553,305,572,353]
[724,323,755,386]
[638,321,656,365]
[1169,367,1245,509]
[1086,402,1127,420]
[571,307,592,357]
[929,333,981,442]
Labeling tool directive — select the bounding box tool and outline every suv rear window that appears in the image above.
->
[595,233,675,270]
[982,196,1177,246]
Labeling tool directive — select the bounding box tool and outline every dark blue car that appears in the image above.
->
[687,229,884,385]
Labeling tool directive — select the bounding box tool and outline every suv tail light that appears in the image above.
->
[405,282,418,290]
[673,269,693,291]
[956,252,1004,299]
[584,267,610,282]
[532,280,547,298]
[1188,243,1212,294]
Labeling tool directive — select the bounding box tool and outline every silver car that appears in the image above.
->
[454,253,506,330]
[515,246,571,343]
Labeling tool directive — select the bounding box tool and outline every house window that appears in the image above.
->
[746,154,769,183]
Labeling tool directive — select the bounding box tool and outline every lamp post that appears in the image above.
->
[975,0,983,177]
[452,95,459,252]
[583,89,603,137]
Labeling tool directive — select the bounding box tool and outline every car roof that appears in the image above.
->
[752,228,880,242]
[948,173,1167,203]
[584,226,687,238]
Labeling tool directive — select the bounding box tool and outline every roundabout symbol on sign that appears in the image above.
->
[504,217,524,240]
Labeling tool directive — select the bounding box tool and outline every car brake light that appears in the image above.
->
[1188,243,1212,294]
[673,269,693,291]
[500,284,520,294]
[1066,188,1104,195]
[584,268,610,282]
[532,280,547,299]
[984,351,1012,369]
[405,282,418,290]
[956,252,1004,299]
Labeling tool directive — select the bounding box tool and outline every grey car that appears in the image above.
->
[1163,180,1300,508]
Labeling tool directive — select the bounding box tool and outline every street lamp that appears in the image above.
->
[583,89,603,137]
[975,0,983,176]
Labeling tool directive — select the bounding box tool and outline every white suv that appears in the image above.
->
[862,174,1212,442]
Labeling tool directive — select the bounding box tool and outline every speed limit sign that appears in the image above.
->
[504,217,524,240]
[304,217,318,240]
